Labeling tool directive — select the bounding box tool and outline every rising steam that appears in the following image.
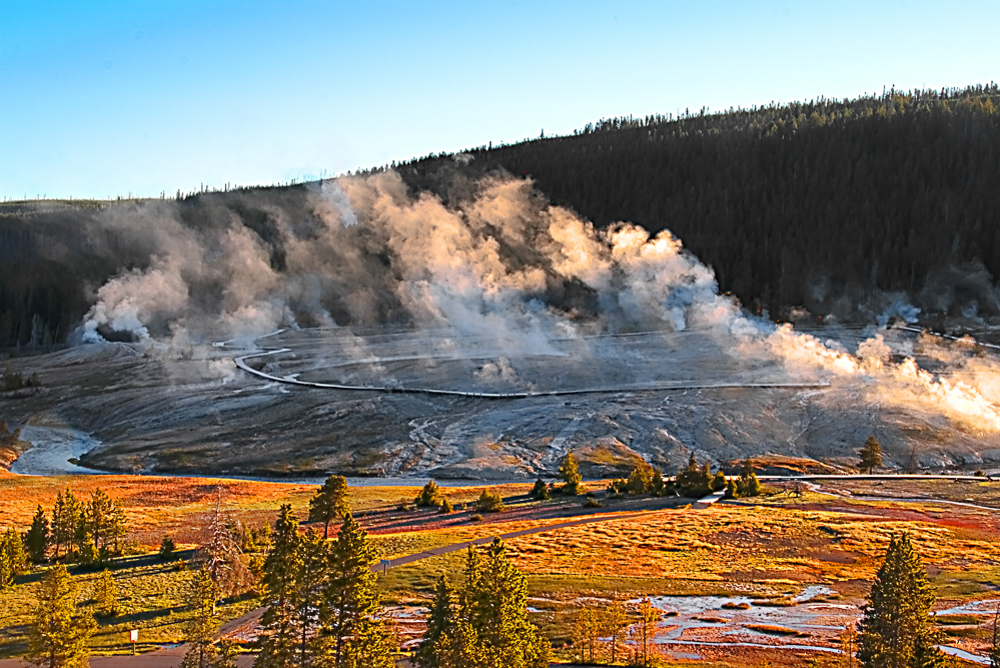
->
[80,173,1000,436]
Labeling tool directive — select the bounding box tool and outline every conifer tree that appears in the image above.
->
[255,504,303,668]
[86,489,112,552]
[602,598,629,663]
[26,505,49,563]
[318,512,395,668]
[857,533,946,668]
[571,607,600,664]
[414,480,443,508]
[461,538,551,668]
[860,436,884,474]
[159,535,177,561]
[632,598,661,667]
[309,474,350,539]
[94,569,119,618]
[25,564,96,668]
[0,528,28,588]
[294,528,331,664]
[559,450,583,496]
[415,576,455,668]
[737,458,764,497]
[180,567,237,668]
[530,478,551,501]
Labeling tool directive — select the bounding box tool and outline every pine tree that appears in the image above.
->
[26,505,49,563]
[572,607,600,664]
[857,533,946,668]
[159,535,177,561]
[255,504,303,668]
[93,569,119,618]
[461,538,551,668]
[559,450,583,496]
[86,489,113,552]
[295,528,331,664]
[737,459,764,497]
[180,567,236,668]
[602,598,629,664]
[24,564,96,668]
[318,512,395,668]
[105,498,128,556]
[195,494,250,597]
[632,598,661,667]
[309,474,350,539]
[860,436,884,474]
[0,528,28,588]
[414,480,443,508]
[415,576,454,668]
[530,478,550,501]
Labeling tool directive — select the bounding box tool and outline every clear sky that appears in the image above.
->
[3,0,999,200]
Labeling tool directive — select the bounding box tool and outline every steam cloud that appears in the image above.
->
[80,172,1000,435]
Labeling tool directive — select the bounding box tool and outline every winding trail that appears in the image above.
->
[234,348,830,399]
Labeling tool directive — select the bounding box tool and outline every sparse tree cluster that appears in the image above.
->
[414,538,550,668]
[22,489,128,566]
[255,505,396,668]
[726,459,764,498]
[571,597,662,666]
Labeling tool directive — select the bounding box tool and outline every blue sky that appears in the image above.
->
[3,0,999,200]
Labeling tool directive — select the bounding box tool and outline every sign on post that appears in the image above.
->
[380,559,389,574]
[129,629,138,655]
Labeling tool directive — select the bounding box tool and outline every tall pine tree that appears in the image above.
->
[25,505,49,563]
[857,533,946,668]
[255,504,303,668]
[309,475,349,539]
[318,512,395,668]
[24,564,96,668]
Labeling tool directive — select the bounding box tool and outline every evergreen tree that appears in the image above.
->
[255,504,303,668]
[989,604,999,668]
[414,576,454,668]
[295,528,331,665]
[414,480,443,508]
[86,489,112,552]
[180,567,237,668]
[24,564,96,668]
[1,528,28,584]
[461,538,551,668]
[736,459,764,497]
[317,512,395,668]
[602,598,629,664]
[93,569,119,618]
[309,474,350,539]
[857,533,946,668]
[860,436,884,474]
[571,607,600,664]
[26,504,49,563]
[159,535,177,561]
[530,478,550,501]
[105,498,128,556]
[559,450,584,496]
[676,453,713,497]
[632,598,661,667]
[474,489,505,513]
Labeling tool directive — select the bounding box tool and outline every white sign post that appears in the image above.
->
[129,629,138,655]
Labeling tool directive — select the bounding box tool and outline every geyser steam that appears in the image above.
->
[80,173,1000,436]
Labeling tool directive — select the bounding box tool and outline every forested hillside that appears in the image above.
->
[400,85,1000,324]
[3,85,1000,350]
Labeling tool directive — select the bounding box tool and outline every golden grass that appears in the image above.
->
[491,506,996,586]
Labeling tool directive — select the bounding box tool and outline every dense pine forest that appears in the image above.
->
[400,84,1000,325]
[3,84,1000,350]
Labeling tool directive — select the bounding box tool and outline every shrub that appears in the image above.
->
[711,470,727,492]
[438,497,454,514]
[470,514,483,522]
[583,495,603,508]
[475,489,505,513]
